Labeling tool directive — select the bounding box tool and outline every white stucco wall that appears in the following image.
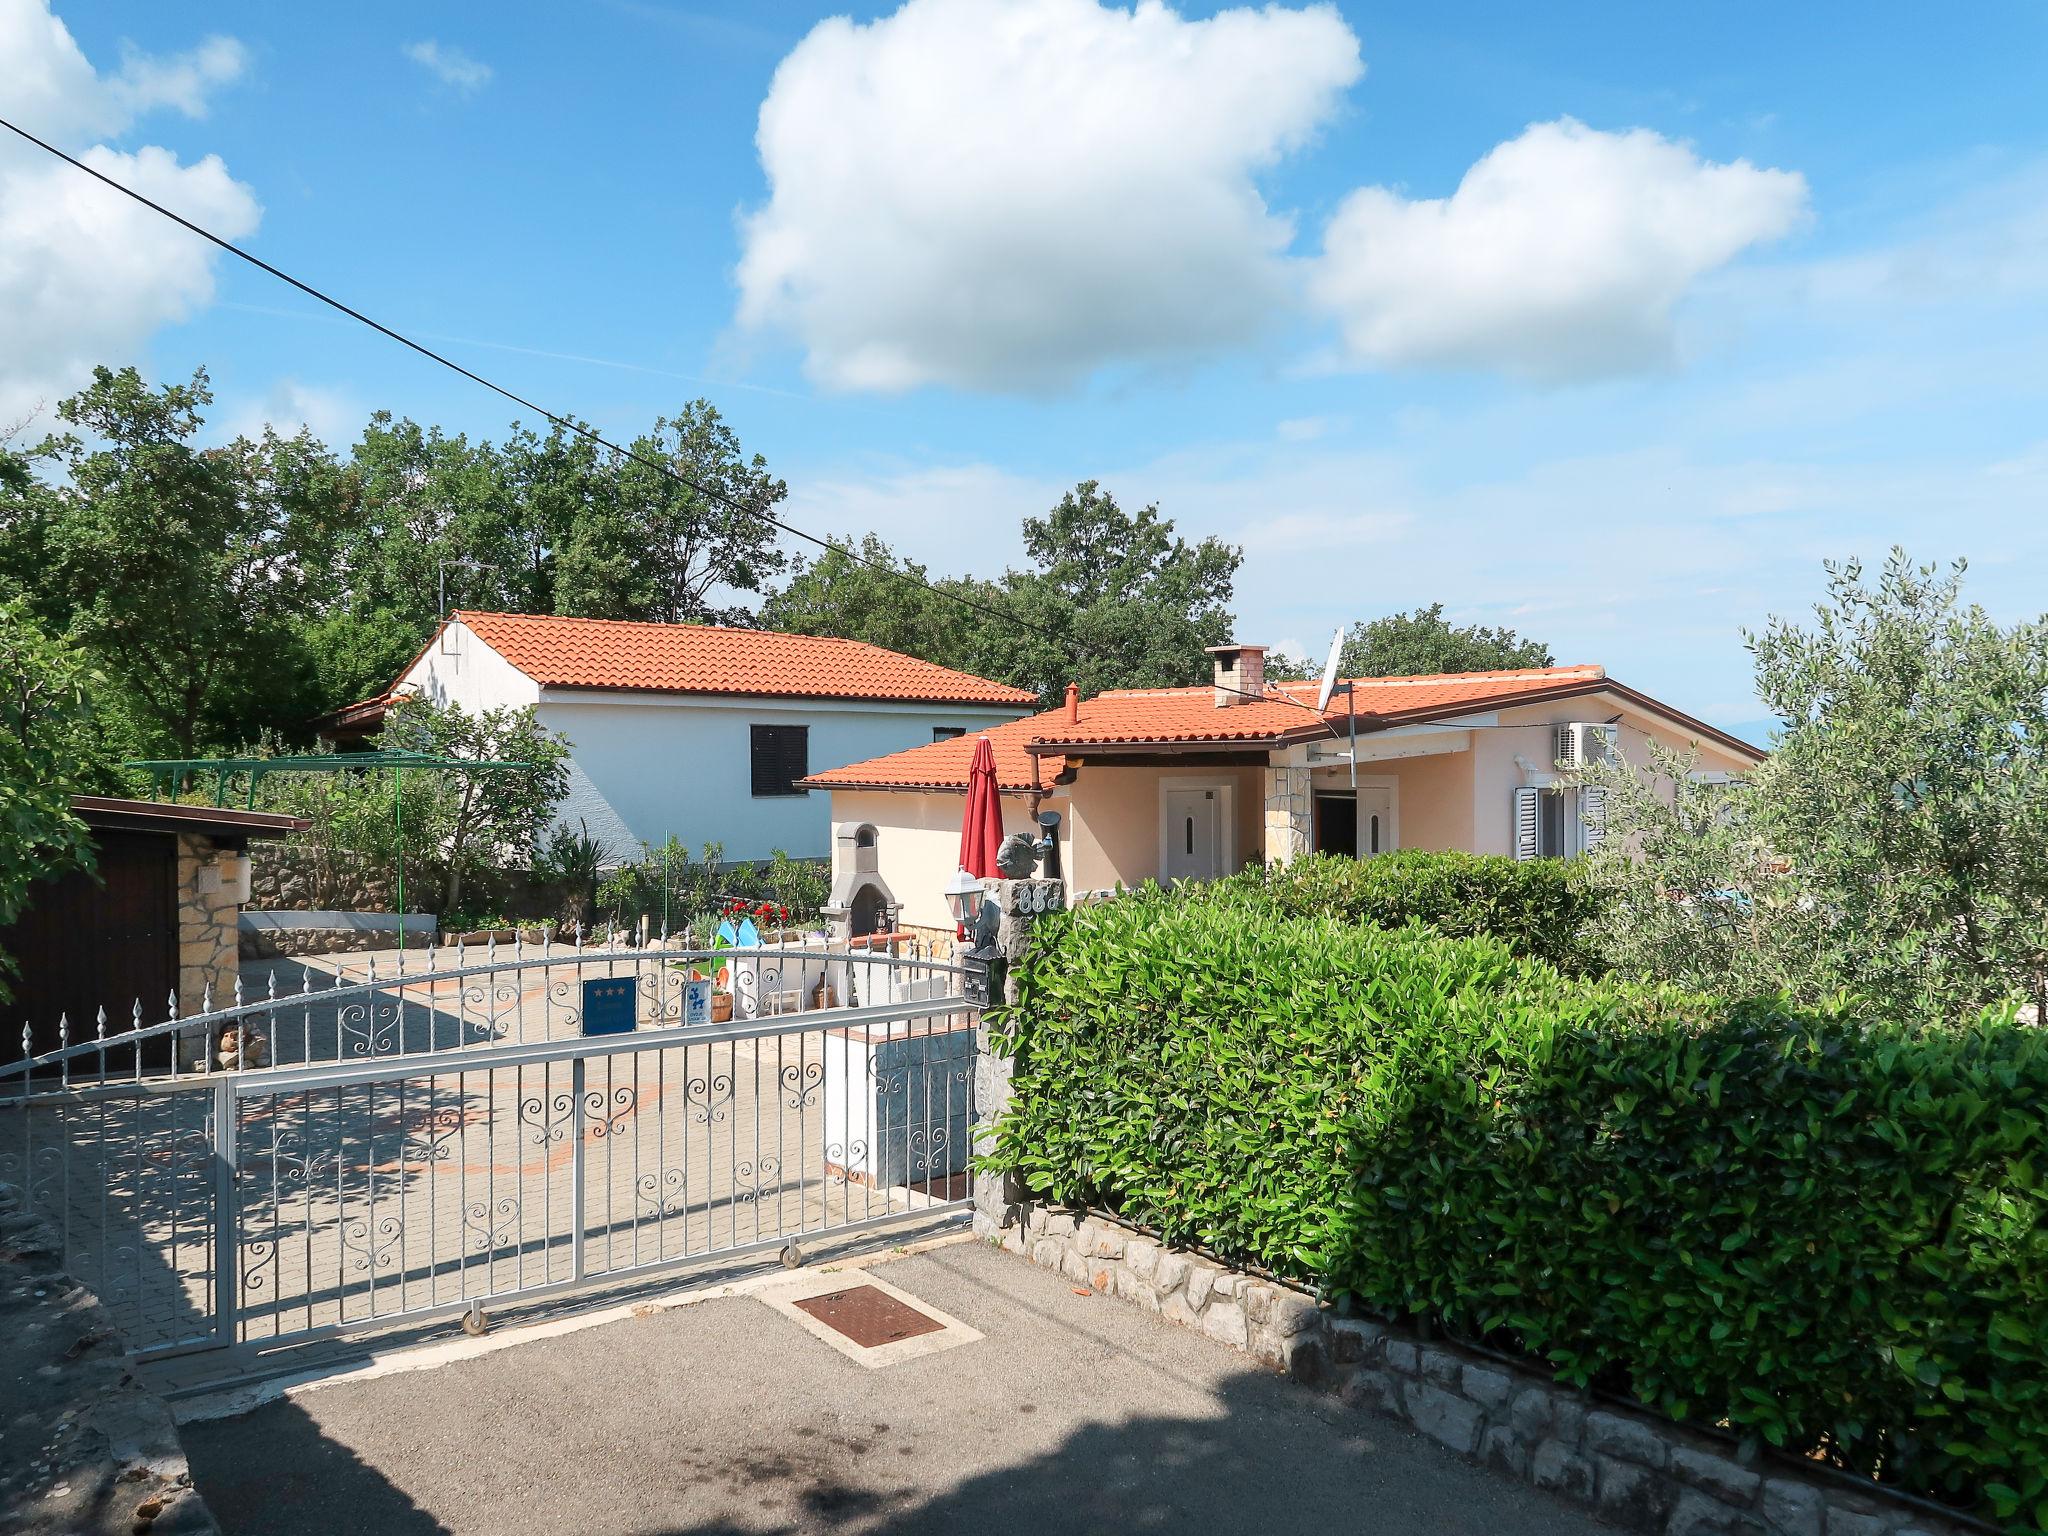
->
[540,693,1025,863]
[397,621,541,713]
[398,622,1027,864]
[1468,693,1760,857]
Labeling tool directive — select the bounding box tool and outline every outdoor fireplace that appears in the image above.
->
[822,822,898,942]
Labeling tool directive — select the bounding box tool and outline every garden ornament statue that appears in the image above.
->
[995,832,1041,879]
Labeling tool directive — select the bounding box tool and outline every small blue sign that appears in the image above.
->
[582,977,637,1036]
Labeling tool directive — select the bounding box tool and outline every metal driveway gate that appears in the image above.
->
[0,938,977,1358]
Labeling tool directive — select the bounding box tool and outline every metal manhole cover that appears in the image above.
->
[792,1285,945,1348]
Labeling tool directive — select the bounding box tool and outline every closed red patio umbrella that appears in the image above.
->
[958,734,1004,880]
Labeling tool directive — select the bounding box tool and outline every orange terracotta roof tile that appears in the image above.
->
[1032,666,1607,748]
[805,715,1063,794]
[452,611,1038,708]
[805,665,1616,792]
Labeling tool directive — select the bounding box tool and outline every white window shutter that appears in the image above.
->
[1512,786,1539,861]
[1581,784,1607,850]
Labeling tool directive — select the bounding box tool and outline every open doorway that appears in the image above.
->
[1314,786,1395,858]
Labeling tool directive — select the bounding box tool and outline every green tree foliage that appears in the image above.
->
[0,602,129,992]
[990,480,1240,701]
[380,696,572,915]
[0,367,346,755]
[1586,551,2048,1020]
[564,402,789,624]
[761,534,989,665]
[1339,602,1553,678]
[991,887,2048,1529]
[763,482,1241,703]
[4,371,797,746]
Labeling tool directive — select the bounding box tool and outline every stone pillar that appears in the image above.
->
[971,875,1064,1239]
[175,835,244,1068]
[1263,745,1313,867]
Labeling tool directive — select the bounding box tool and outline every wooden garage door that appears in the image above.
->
[1,830,178,1067]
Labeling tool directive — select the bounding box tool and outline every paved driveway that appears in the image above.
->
[183,1241,1607,1536]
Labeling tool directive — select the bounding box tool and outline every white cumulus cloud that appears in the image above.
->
[1312,118,1809,383]
[0,0,257,428]
[736,0,1362,394]
[403,39,492,94]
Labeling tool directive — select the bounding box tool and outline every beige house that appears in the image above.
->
[805,646,1764,933]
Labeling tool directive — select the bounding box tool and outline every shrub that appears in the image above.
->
[988,888,2048,1529]
[1220,849,1605,974]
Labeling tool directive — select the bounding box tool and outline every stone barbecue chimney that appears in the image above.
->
[1206,644,1268,707]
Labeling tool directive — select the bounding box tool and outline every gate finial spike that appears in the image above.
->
[96,1007,107,1042]
[57,1012,66,1046]
[266,969,277,1003]
[234,974,244,1010]
[20,1022,29,1060]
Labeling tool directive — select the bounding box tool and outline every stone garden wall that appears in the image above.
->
[248,846,394,913]
[983,1201,1978,1536]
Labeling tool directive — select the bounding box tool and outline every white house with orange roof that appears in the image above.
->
[322,612,1038,863]
[805,644,1764,933]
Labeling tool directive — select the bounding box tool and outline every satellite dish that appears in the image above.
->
[1314,626,1346,713]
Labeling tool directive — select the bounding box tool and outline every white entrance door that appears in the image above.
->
[1162,786,1224,883]
[1357,785,1395,856]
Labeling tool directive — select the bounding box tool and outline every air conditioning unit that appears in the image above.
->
[1552,722,1618,768]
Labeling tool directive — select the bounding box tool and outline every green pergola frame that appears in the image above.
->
[129,749,533,949]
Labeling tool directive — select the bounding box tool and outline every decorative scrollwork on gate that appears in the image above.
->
[241,1238,275,1294]
[462,1197,520,1253]
[823,1141,867,1185]
[780,1059,824,1110]
[339,1214,402,1272]
[638,965,688,1024]
[908,1125,949,1178]
[583,1086,637,1139]
[402,1105,468,1165]
[684,1069,733,1126]
[337,999,402,1057]
[732,1158,783,1205]
[460,979,524,1043]
[544,977,585,1035]
[635,1167,689,1220]
[519,1090,577,1145]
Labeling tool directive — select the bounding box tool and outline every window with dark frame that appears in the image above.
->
[932,726,966,742]
[750,724,810,797]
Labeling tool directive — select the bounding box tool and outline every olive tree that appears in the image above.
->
[1585,551,2048,1021]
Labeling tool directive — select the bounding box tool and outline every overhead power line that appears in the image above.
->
[0,113,1321,716]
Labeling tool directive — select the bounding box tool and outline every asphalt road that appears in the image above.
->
[183,1241,1609,1536]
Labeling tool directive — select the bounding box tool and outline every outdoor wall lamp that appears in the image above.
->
[943,866,983,934]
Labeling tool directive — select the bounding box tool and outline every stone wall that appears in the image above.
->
[248,846,394,913]
[984,1202,1977,1536]
[174,835,239,1018]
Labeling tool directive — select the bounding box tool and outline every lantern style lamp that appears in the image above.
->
[943,866,982,937]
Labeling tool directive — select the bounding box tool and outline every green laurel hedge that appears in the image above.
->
[986,887,2048,1530]
[1221,849,1606,974]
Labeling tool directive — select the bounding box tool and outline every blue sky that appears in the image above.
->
[5,1,2046,732]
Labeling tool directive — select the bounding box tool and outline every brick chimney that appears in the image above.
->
[1205,644,1268,707]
